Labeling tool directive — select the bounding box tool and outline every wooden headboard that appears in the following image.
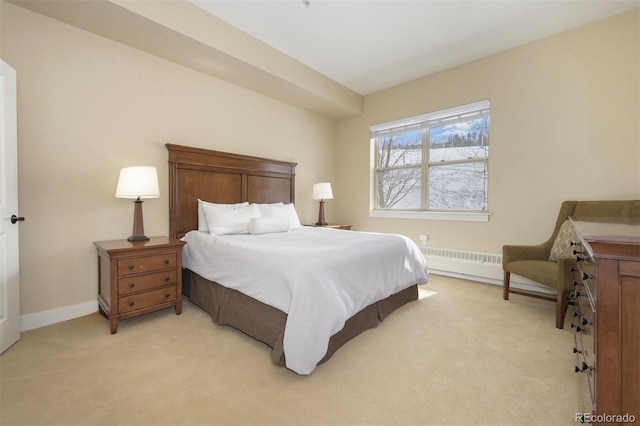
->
[166,144,297,239]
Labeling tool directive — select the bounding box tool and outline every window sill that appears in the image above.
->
[369,210,490,222]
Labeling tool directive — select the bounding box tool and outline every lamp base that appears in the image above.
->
[128,198,149,242]
[315,199,328,226]
[127,235,150,242]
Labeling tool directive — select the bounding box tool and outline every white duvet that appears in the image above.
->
[182,226,429,374]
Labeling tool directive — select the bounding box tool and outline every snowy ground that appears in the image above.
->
[379,146,488,210]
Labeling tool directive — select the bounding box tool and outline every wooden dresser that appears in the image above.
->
[94,237,186,334]
[570,218,639,424]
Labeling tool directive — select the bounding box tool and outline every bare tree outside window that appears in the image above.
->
[376,131,422,208]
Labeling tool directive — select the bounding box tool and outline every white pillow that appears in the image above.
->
[197,199,248,232]
[248,216,289,235]
[255,202,284,216]
[202,202,259,235]
[254,203,301,230]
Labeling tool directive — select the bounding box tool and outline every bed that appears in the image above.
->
[167,143,429,374]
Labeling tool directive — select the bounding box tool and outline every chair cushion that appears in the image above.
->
[549,220,576,261]
[505,260,558,289]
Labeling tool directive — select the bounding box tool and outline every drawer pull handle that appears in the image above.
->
[573,347,583,354]
[128,282,135,288]
[128,264,134,270]
[572,280,581,287]
[581,272,593,280]
[128,301,134,307]
[574,362,593,373]
[164,276,170,282]
[165,293,170,299]
[571,323,583,333]
[164,259,170,265]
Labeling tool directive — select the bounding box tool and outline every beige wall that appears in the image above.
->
[1,3,336,316]
[335,10,639,253]
[2,3,639,320]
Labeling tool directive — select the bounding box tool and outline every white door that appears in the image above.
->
[0,59,20,354]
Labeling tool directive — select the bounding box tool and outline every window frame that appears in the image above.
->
[369,100,491,222]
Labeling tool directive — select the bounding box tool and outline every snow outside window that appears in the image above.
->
[370,100,490,222]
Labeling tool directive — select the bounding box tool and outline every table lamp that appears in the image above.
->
[115,166,159,241]
[312,182,333,226]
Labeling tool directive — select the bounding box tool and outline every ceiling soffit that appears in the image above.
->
[8,0,363,120]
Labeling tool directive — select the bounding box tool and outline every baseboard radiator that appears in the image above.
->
[421,246,556,295]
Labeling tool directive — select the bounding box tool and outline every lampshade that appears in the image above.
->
[115,166,160,199]
[312,182,333,200]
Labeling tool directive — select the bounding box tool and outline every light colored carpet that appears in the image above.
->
[1,275,585,425]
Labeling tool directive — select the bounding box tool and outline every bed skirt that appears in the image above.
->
[183,268,418,370]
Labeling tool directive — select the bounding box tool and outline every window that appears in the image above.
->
[370,100,490,222]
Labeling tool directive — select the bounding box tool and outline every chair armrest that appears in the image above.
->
[502,243,549,267]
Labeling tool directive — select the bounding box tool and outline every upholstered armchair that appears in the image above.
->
[502,200,640,329]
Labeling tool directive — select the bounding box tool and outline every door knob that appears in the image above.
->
[10,215,24,224]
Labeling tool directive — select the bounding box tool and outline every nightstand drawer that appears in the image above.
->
[117,253,176,276]
[118,270,177,295]
[118,286,177,314]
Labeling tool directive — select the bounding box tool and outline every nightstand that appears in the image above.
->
[306,224,352,230]
[94,237,186,334]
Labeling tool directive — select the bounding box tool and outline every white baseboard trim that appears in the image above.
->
[20,300,98,332]
[18,266,553,332]
[428,268,557,296]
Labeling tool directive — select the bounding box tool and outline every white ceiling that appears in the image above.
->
[191,0,639,95]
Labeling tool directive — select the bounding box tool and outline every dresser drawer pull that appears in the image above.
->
[164,259,170,265]
[164,276,170,282]
[128,301,135,307]
[165,293,170,299]
[571,323,584,333]
[574,362,593,373]
[573,280,581,287]
[573,347,583,354]
[570,290,581,298]
[128,282,135,289]
[128,264,134,270]
[572,312,592,326]
[581,272,593,280]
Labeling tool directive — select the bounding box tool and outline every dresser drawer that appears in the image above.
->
[578,262,596,310]
[577,294,594,330]
[118,287,177,314]
[118,253,177,276]
[574,333,595,411]
[118,270,177,295]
